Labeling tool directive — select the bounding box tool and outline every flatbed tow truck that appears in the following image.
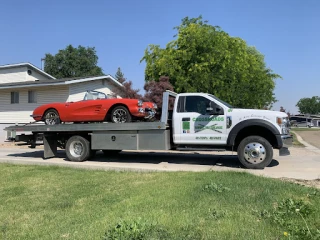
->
[4,91,292,169]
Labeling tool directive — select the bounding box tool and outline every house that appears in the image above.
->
[0,63,123,141]
[0,62,56,83]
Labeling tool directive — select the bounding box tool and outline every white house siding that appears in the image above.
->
[67,79,116,102]
[26,68,52,81]
[0,66,27,84]
[0,86,69,141]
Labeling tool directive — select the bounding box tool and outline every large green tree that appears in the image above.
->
[141,16,281,108]
[296,96,320,114]
[44,45,104,79]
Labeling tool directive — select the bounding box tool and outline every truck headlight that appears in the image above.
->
[137,100,143,107]
[277,117,290,134]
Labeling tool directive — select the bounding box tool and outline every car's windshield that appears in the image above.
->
[84,91,108,100]
[208,94,233,108]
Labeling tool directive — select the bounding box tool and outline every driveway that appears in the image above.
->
[0,144,319,188]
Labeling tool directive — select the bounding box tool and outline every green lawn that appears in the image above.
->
[290,131,304,147]
[291,127,320,131]
[0,164,319,240]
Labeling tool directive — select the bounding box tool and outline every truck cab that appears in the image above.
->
[170,92,292,168]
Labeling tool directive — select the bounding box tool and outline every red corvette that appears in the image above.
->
[31,90,157,125]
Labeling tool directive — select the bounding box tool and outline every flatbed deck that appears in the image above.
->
[4,121,168,133]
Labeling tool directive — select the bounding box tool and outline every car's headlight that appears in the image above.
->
[137,100,143,107]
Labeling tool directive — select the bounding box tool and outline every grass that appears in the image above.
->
[290,131,304,147]
[0,164,319,239]
[291,127,320,132]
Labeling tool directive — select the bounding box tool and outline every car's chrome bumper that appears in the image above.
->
[30,114,42,118]
[144,108,156,119]
[279,134,293,156]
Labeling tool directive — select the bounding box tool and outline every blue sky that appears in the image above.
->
[1,0,319,113]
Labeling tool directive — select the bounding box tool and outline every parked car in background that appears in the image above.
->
[31,90,157,125]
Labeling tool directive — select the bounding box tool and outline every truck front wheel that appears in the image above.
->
[237,136,273,169]
[66,136,91,162]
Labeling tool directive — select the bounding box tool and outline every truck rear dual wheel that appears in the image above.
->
[66,136,91,162]
[237,136,273,169]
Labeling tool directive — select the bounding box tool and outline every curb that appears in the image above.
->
[291,131,320,153]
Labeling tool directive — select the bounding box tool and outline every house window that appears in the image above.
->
[27,69,32,75]
[28,90,37,103]
[11,92,19,104]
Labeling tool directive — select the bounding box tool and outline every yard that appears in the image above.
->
[0,164,319,240]
[291,128,320,149]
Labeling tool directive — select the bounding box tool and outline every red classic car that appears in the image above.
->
[31,90,157,125]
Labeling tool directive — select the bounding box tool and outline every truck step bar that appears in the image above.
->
[176,147,226,152]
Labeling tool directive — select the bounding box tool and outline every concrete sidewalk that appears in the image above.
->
[0,146,319,180]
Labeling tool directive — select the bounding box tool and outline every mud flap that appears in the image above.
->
[279,147,290,156]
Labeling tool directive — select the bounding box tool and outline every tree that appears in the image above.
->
[113,79,142,99]
[141,16,281,109]
[296,96,320,114]
[44,45,104,79]
[115,67,125,84]
[120,81,142,99]
[112,68,142,99]
[143,76,174,108]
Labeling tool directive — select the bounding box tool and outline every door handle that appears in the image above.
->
[182,117,190,121]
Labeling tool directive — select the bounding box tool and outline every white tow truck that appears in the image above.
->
[5,91,292,169]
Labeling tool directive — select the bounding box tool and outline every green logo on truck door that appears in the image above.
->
[195,123,223,133]
[182,121,190,133]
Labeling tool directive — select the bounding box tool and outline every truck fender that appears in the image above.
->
[227,119,281,147]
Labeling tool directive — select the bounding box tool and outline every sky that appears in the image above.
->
[0,0,319,114]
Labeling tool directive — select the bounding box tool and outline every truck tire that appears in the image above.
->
[237,136,273,169]
[66,136,91,162]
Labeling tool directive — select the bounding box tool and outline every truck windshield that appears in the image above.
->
[208,94,233,108]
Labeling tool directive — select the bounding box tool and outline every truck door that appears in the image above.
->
[173,95,227,145]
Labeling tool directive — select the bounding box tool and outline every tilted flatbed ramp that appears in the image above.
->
[4,121,168,132]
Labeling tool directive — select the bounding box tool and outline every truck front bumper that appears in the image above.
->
[279,134,293,156]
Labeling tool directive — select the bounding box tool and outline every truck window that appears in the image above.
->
[184,96,212,115]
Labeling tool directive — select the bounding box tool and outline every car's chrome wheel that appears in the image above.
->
[111,106,132,123]
[44,109,61,125]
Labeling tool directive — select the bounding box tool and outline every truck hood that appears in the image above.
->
[229,108,288,120]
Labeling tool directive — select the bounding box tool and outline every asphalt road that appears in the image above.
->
[0,146,319,180]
